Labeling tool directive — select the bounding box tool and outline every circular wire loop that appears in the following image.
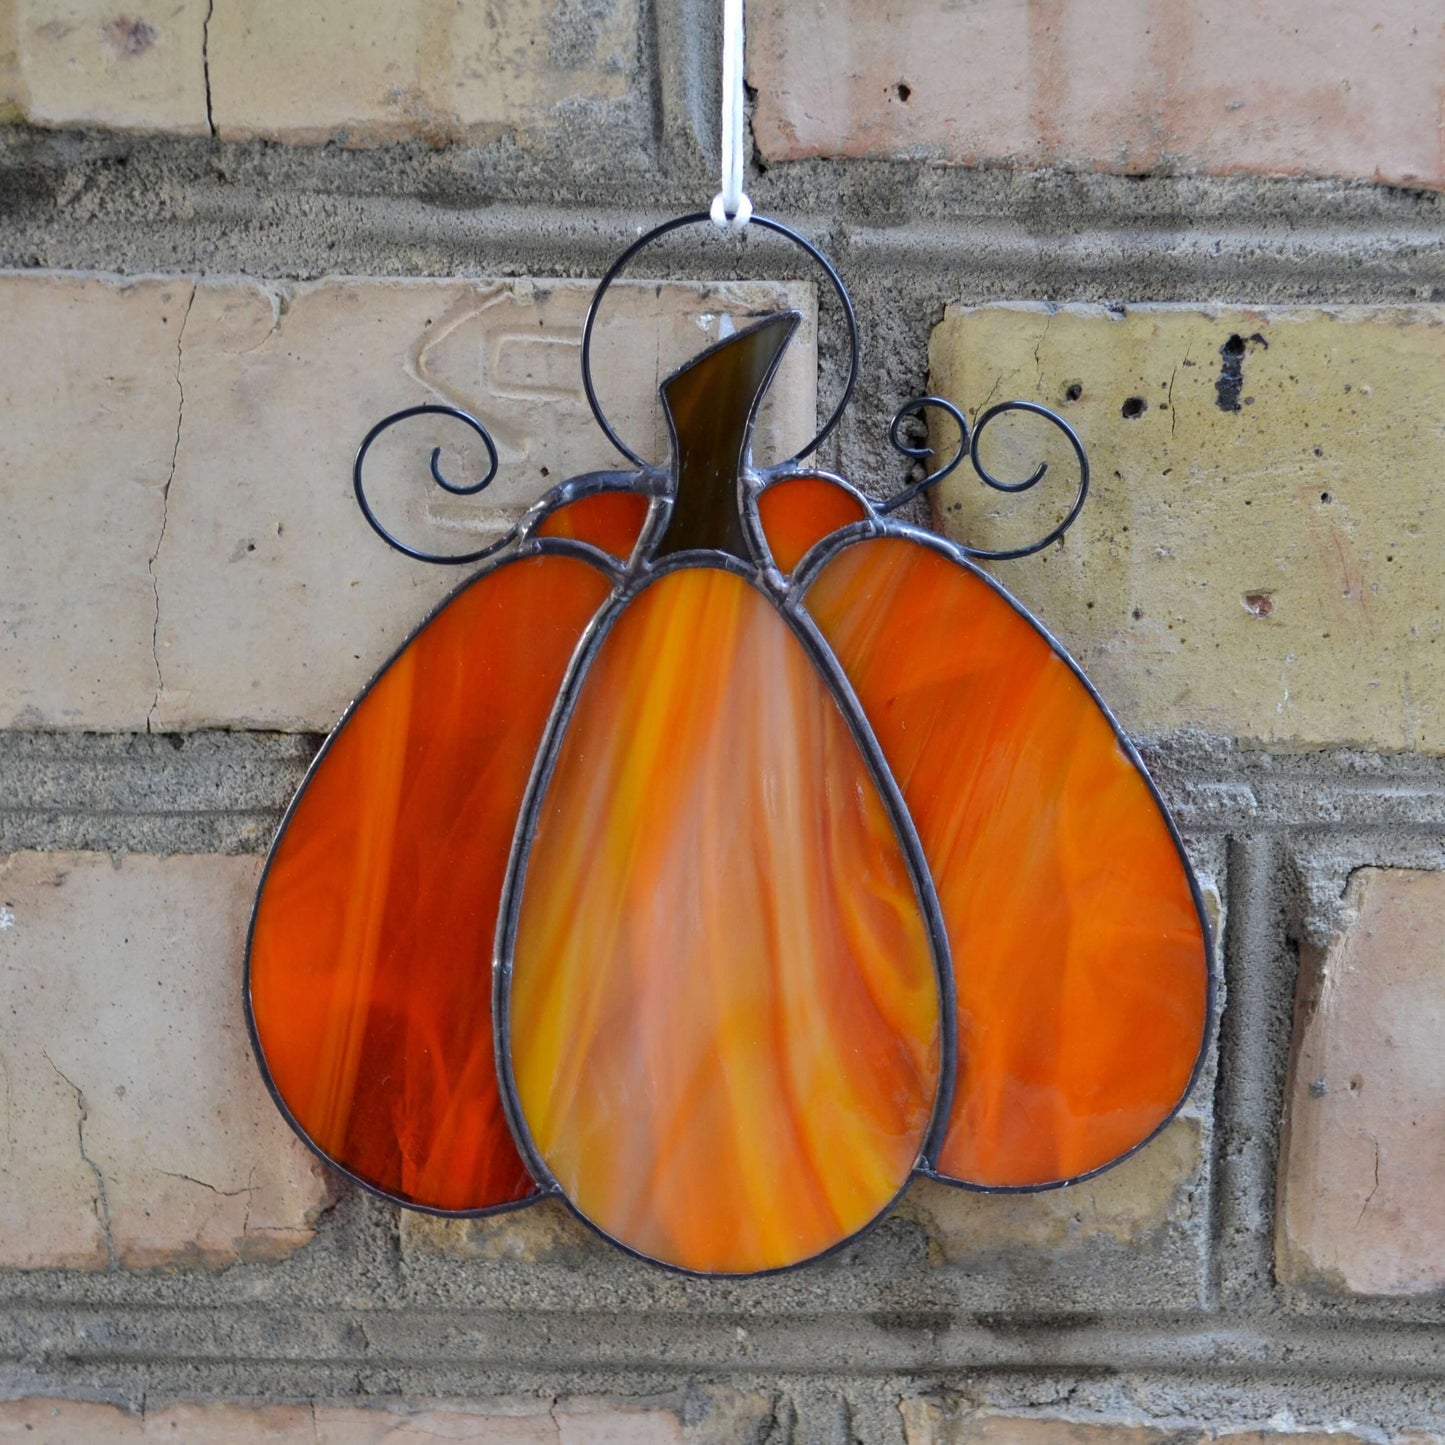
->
[580,211,859,469]
[353,403,512,567]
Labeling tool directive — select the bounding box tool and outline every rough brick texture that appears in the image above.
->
[929,304,1445,750]
[751,0,1445,188]
[1,0,640,143]
[1277,868,1445,1296]
[0,851,331,1269]
[901,1415,1172,1445]
[207,0,640,145]
[0,274,188,729]
[0,273,814,732]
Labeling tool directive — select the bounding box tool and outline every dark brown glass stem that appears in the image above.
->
[654,312,799,561]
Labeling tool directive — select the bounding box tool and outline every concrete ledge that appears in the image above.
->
[2,732,1442,855]
[3,135,1445,302]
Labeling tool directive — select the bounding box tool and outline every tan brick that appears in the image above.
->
[1218,1438,1404,1445]
[401,1195,597,1263]
[0,852,331,1269]
[751,0,1445,189]
[899,1409,1175,1445]
[900,1410,1403,1445]
[0,0,638,143]
[0,0,208,133]
[0,274,189,729]
[0,1392,773,1442]
[1277,868,1445,1295]
[206,0,638,145]
[899,1116,1203,1264]
[0,273,815,732]
[0,0,21,123]
[929,304,1445,750]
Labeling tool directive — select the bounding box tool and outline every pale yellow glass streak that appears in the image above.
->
[507,567,941,1274]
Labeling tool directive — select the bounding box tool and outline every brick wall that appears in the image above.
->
[1,1,1443,1440]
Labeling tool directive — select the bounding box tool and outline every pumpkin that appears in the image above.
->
[245,312,1210,1276]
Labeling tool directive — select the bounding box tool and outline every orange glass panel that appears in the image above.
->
[757,474,868,573]
[535,489,649,558]
[805,536,1208,1188]
[249,553,615,1211]
[506,565,942,1273]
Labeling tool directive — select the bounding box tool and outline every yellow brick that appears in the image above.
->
[929,305,1445,750]
[900,1411,1175,1445]
[0,0,21,123]
[898,1116,1201,1263]
[901,1410,1408,1445]
[207,0,638,145]
[401,1196,597,1263]
[1,0,209,133]
[0,272,814,732]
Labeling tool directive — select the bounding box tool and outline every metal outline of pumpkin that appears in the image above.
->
[245,233,1213,1279]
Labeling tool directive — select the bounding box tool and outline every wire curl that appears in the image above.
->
[881,396,1090,560]
[353,404,512,567]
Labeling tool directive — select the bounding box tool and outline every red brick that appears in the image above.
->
[751,0,1445,188]
[0,1392,773,1442]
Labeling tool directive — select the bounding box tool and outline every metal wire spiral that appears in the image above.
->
[353,403,512,566]
[881,396,1090,560]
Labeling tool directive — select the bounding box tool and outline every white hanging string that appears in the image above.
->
[710,0,752,229]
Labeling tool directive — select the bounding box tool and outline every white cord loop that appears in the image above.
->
[710,192,752,229]
[711,0,750,230]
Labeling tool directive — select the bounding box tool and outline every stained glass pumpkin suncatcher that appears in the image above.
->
[246,281,1212,1277]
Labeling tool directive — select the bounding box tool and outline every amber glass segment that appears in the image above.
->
[249,553,615,1211]
[535,489,649,558]
[756,474,869,574]
[506,565,942,1273]
[805,536,1208,1188]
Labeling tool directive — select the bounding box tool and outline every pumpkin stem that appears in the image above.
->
[655,311,799,561]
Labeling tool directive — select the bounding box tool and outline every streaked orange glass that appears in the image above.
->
[506,565,943,1273]
[249,553,614,1211]
[756,474,868,573]
[805,535,1208,1187]
[535,489,650,558]
[251,305,1206,1270]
